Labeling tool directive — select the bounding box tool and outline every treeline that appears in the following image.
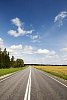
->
[0,48,24,68]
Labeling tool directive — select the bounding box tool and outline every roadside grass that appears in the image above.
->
[0,67,27,77]
[34,66,67,80]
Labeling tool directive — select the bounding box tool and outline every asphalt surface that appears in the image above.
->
[0,66,67,100]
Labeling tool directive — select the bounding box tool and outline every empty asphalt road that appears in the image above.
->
[0,66,67,100]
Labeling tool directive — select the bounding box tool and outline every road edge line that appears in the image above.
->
[42,71,67,88]
[24,66,31,100]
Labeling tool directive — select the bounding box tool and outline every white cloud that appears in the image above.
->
[7,44,34,57]
[0,38,3,44]
[7,44,22,56]
[54,11,67,26]
[23,45,33,51]
[37,49,49,54]
[23,45,33,54]
[11,17,22,27]
[1,38,63,64]
[59,47,67,64]
[4,43,67,64]
[60,47,67,52]
[29,34,40,43]
[8,30,18,37]
[8,17,33,37]
[30,35,39,40]
[7,45,56,56]
[10,44,22,50]
[0,38,4,49]
[36,49,56,56]
[7,45,57,64]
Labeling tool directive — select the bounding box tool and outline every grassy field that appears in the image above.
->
[34,66,67,80]
[0,67,27,77]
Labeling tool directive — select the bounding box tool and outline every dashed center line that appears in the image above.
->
[24,66,31,100]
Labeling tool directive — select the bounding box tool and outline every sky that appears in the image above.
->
[0,0,67,64]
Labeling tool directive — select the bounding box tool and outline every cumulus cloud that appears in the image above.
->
[11,17,22,27]
[8,17,33,37]
[54,11,67,26]
[8,30,18,37]
[10,44,22,50]
[7,44,58,64]
[2,43,67,64]
[0,38,64,64]
[60,47,67,52]
[7,44,34,57]
[0,38,4,49]
[7,44,56,57]
[37,49,49,54]
[36,49,56,56]
[5,44,67,64]
[7,44,23,57]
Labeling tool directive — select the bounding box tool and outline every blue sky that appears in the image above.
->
[0,0,67,64]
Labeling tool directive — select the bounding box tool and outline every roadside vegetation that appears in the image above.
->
[0,48,27,76]
[0,48,24,68]
[34,66,67,80]
[0,67,26,77]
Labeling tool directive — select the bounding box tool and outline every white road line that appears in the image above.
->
[24,66,31,100]
[44,72,67,88]
[0,71,21,83]
[0,73,15,83]
[28,68,31,100]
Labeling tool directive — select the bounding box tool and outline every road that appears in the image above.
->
[0,66,67,100]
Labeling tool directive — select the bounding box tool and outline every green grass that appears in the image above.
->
[0,67,27,77]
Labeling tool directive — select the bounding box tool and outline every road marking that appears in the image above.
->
[44,72,67,88]
[24,66,31,100]
[0,73,16,83]
[0,71,21,83]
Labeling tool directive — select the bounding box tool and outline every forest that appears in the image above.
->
[0,48,24,68]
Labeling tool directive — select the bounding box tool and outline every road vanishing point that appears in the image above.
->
[0,66,67,100]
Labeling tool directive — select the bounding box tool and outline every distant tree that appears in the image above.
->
[0,48,24,68]
[1,48,10,68]
[11,56,14,62]
[0,48,2,68]
[1,51,5,68]
[14,59,24,67]
[5,52,10,68]
[3,48,7,55]
[10,56,14,67]
[2,48,7,68]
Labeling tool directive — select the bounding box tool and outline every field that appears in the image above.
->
[34,66,67,80]
[0,67,26,77]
